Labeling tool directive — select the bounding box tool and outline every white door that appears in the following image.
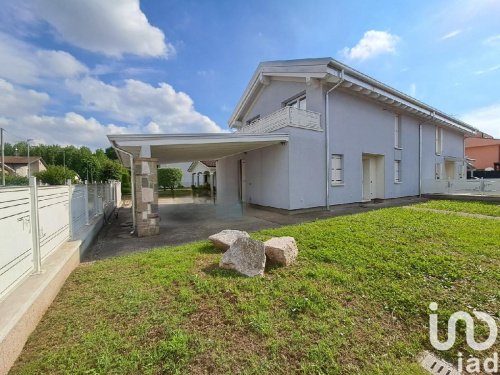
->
[362,158,371,201]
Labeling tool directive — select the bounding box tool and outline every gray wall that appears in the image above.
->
[220,79,466,209]
[216,143,290,209]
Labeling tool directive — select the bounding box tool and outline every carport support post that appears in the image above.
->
[133,157,160,237]
[210,172,214,200]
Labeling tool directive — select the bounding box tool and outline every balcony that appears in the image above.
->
[238,106,322,134]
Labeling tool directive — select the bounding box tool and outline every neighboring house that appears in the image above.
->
[0,162,15,175]
[158,162,192,187]
[109,57,478,219]
[465,134,500,171]
[188,160,217,188]
[2,156,47,177]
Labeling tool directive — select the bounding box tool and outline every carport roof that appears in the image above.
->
[107,133,289,166]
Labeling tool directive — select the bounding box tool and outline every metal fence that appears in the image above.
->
[422,178,500,196]
[0,179,121,300]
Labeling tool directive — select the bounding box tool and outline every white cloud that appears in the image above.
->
[0,32,87,84]
[31,0,173,58]
[440,29,462,40]
[66,77,222,133]
[483,34,500,45]
[0,79,49,117]
[409,83,417,97]
[474,64,500,75]
[342,30,400,61]
[461,103,500,138]
[1,112,131,149]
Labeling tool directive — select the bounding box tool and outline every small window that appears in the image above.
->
[435,163,442,180]
[435,127,443,155]
[394,115,402,148]
[394,160,402,182]
[331,154,343,184]
[284,93,306,110]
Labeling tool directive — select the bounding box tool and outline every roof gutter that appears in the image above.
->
[110,142,136,234]
[324,69,345,210]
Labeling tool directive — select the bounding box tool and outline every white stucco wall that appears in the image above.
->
[220,79,467,210]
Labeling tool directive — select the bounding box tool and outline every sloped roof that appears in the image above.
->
[229,57,477,134]
[200,160,216,168]
[3,156,46,166]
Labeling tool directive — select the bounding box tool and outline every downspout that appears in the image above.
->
[111,143,136,234]
[418,111,435,197]
[324,69,344,210]
[419,124,422,196]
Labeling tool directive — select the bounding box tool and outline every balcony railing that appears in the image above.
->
[238,106,322,134]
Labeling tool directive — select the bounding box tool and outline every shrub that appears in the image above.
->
[35,165,78,185]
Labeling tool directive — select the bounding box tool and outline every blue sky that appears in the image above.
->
[0,0,499,149]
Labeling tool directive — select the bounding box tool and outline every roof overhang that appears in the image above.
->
[229,58,478,135]
[108,133,289,167]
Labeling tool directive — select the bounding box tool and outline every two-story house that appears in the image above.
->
[109,58,477,235]
[214,58,476,209]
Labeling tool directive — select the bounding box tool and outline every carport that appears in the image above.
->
[107,133,289,237]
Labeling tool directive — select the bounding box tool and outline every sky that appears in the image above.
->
[0,0,499,149]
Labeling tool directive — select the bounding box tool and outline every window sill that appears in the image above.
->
[331,183,344,187]
[394,147,403,150]
[394,181,403,184]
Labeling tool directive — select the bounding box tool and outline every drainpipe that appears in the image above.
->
[324,69,344,210]
[111,143,136,233]
[418,111,435,197]
[419,124,422,197]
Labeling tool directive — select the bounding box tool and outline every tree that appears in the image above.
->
[35,165,77,185]
[105,147,118,160]
[99,159,124,181]
[158,168,183,194]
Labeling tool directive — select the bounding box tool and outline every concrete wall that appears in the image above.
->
[329,91,420,204]
[216,143,290,209]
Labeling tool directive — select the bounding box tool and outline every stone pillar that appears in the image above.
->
[134,157,159,237]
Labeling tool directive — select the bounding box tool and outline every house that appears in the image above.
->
[108,58,477,236]
[158,162,193,187]
[0,162,15,175]
[2,156,47,177]
[188,160,216,188]
[465,133,500,171]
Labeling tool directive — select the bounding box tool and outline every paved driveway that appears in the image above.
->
[84,196,425,261]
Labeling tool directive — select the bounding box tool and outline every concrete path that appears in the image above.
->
[83,196,425,261]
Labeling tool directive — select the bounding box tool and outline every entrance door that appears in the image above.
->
[362,158,374,201]
[445,161,455,180]
[362,154,385,201]
[238,159,246,202]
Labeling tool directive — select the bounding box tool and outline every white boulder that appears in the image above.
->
[264,237,298,266]
[209,229,250,251]
[219,237,266,277]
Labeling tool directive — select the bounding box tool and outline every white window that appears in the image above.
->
[435,127,443,155]
[394,115,402,148]
[394,160,402,182]
[286,95,306,110]
[435,163,442,180]
[331,154,343,184]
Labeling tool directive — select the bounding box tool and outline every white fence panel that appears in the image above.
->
[37,186,70,260]
[422,178,500,196]
[0,187,34,298]
[71,185,87,237]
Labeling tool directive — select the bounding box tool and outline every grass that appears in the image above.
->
[11,206,500,374]
[417,199,500,217]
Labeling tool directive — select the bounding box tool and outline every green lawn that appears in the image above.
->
[418,199,500,217]
[11,207,500,374]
